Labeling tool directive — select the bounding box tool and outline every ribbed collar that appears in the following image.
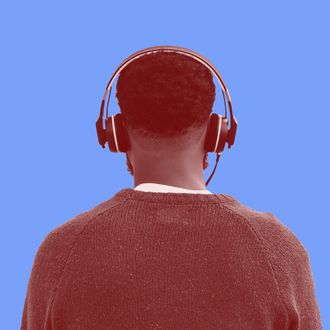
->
[112,187,235,204]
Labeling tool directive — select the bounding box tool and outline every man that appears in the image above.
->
[21,51,322,329]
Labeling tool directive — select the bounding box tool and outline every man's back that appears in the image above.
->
[21,188,322,329]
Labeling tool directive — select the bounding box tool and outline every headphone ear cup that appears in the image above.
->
[105,113,130,152]
[204,113,229,153]
[104,115,117,152]
[115,113,130,152]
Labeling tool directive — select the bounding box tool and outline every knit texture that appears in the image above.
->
[21,188,322,329]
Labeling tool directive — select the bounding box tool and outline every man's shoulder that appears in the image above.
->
[220,195,321,327]
[39,195,125,256]
[218,194,308,258]
[22,195,127,329]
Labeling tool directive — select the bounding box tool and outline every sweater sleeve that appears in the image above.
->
[20,230,64,330]
[20,197,124,330]
[252,211,323,329]
[220,200,323,329]
[20,212,93,330]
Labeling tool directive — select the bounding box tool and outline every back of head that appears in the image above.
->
[115,51,216,154]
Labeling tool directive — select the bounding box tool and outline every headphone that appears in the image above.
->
[96,45,238,187]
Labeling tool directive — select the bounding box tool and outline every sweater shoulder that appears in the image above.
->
[47,195,125,239]
[220,197,322,328]
[218,196,308,257]
[21,196,126,329]
[29,195,125,284]
[219,197,310,277]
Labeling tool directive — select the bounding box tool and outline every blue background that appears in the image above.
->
[1,0,329,328]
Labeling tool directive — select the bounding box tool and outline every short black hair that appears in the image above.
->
[115,51,216,149]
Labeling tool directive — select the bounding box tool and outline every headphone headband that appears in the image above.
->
[98,45,237,148]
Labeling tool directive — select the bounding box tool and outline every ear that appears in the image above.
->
[203,152,209,170]
[125,153,134,176]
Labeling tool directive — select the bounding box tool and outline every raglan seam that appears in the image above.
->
[48,198,128,329]
[214,197,290,325]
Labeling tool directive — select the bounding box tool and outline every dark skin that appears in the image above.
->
[125,124,210,190]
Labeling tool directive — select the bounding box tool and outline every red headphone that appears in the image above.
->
[96,45,238,186]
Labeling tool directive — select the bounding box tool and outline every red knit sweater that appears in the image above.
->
[20,188,322,329]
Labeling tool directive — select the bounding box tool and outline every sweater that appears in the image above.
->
[20,187,322,329]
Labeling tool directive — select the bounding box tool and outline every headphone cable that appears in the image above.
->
[205,152,221,187]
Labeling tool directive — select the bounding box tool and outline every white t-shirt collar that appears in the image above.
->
[134,183,212,194]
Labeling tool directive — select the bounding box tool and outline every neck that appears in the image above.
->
[131,157,207,191]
